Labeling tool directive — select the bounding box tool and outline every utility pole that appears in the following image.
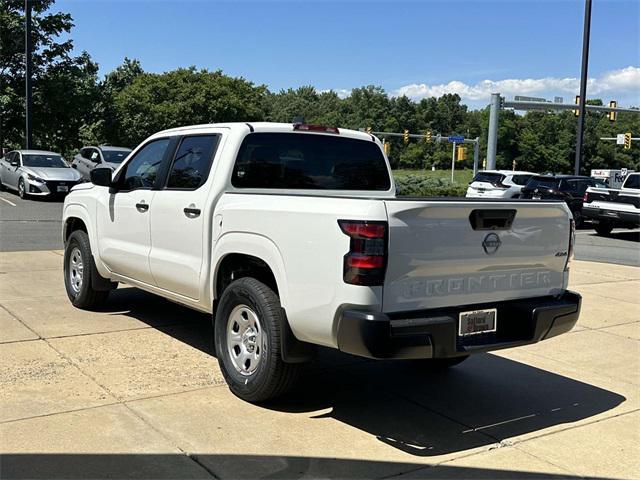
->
[25,0,34,149]
[486,93,500,170]
[574,0,592,175]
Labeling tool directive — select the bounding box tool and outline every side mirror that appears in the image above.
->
[90,167,113,188]
[10,161,19,167]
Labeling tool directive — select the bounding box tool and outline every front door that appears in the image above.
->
[96,138,171,285]
[149,134,221,299]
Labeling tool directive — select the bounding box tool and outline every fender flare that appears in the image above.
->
[210,232,290,309]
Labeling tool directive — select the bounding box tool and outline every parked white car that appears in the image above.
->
[466,170,535,199]
[62,122,580,402]
[71,146,132,181]
[583,172,640,235]
[0,150,82,199]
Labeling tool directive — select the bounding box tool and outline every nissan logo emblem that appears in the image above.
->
[482,233,501,255]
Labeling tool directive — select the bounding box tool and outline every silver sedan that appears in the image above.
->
[0,150,83,199]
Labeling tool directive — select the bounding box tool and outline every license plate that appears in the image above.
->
[532,195,541,200]
[57,185,68,192]
[459,308,497,336]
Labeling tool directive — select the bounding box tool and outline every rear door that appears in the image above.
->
[148,133,222,299]
[382,200,570,313]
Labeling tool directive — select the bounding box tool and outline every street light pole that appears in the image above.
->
[574,0,592,175]
[25,0,33,149]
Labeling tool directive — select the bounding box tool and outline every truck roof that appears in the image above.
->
[153,122,377,143]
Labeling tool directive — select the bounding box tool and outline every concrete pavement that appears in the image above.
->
[0,251,639,479]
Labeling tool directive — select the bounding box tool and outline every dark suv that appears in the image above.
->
[520,175,604,226]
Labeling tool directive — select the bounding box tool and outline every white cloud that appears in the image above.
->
[392,66,640,104]
[319,88,352,99]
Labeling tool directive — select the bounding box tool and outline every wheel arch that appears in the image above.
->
[211,232,289,309]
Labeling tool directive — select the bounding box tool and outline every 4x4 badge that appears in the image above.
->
[482,233,501,255]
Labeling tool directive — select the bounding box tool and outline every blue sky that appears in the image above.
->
[56,0,639,108]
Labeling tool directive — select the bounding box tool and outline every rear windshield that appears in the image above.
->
[526,176,560,189]
[511,174,533,186]
[472,172,505,184]
[232,133,391,190]
[102,149,131,164]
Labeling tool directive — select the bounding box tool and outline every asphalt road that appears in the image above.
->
[1,189,638,266]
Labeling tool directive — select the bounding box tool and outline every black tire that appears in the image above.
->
[214,277,302,402]
[572,209,583,228]
[415,355,469,371]
[18,178,27,199]
[63,230,110,309]
[595,221,613,236]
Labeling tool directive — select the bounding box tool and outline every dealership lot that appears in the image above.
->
[1,250,638,479]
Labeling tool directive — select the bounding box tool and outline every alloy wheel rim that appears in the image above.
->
[68,247,84,294]
[226,304,264,376]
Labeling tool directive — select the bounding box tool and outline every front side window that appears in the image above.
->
[526,177,560,190]
[232,133,391,190]
[166,135,219,190]
[120,139,170,191]
[22,154,68,168]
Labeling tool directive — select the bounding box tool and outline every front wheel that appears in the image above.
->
[18,178,27,199]
[572,209,583,228]
[214,277,302,402]
[63,230,110,309]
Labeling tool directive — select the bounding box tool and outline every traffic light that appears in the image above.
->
[425,130,432,143]
[383,142,391,156]
[624,132,632,150]
[403,129,409,144]
[366,126,372,134]
[608,101,617,122]
[574,95,580,117]
[456,146,467,161]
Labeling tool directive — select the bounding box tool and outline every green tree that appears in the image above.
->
[0,0,99,155]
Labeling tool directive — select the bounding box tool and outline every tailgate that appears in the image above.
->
[383,200,570,313]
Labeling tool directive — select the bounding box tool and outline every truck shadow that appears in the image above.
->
[1,453,616,479]
[103,287,626,459]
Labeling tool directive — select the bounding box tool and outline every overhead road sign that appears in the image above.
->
[448,136,464,143]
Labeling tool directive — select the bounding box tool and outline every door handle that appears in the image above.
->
[136,201,149,212]
[183,205,201,217]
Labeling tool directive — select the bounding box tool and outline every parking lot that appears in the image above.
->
[1,248,639,479]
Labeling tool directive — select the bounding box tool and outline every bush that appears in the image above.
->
[393,174,467,197]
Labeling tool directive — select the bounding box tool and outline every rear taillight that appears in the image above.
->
[338,220,387,286]
[566,219,575,271]
[583,191,589,203]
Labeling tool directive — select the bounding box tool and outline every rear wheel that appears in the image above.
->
[215,277,302,402]
[595,221,613,236]
[572,209,583,228]
[64,230,110,309]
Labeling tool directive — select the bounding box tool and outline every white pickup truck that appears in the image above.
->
[583,172,640,235]
[62,122,581,402]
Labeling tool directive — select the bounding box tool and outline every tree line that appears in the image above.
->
[2,0,638,174]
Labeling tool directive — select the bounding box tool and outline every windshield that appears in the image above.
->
[526,176,560,190]
[472,172,505,184]
[232,133,391,190]
[102,149,131,164]
[22,154,68,168]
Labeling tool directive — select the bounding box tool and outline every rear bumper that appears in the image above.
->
[582,206,640,226]
[336,291,581,360]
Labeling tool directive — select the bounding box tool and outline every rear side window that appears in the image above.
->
[511,174,533,186]
[166,135,220,190]
[527,177,560,189]
[232,133,391,190]
[472,172,505,184]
